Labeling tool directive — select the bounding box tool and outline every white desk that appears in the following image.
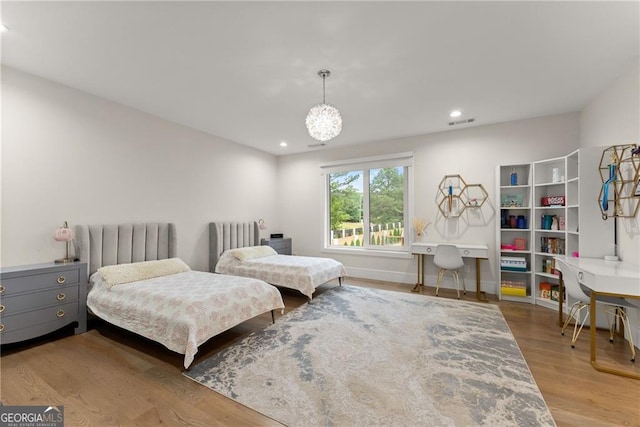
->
[411,242,489,301]
[558,256,640,379]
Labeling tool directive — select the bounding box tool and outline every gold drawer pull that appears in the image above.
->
[0,324,4,332]
[56,310,65,318]
[56,293,66,301]
[0,304,4,313]
[0,285,5,294]
[57,276,66,285]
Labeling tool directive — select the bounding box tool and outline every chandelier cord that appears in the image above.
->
[322,74,326,104]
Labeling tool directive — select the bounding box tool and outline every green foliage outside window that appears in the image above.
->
[330,166,405,247]
[330,172,362,231]
[370,168,404,226]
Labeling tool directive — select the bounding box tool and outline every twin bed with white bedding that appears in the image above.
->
[78,223,284,369]
[209,222,347,300]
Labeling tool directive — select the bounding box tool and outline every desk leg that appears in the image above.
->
[590,289,640,380]
[475,258,488,302]
[558,271,564,327]
[412,254,424,293]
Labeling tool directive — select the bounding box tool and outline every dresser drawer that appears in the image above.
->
[0,284,79,316]
[0,301,79,340]
[261,238,292,255]
[1,269,79,296]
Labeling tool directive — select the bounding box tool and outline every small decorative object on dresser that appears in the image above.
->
[53,221,79,263]
[0,262,87,344]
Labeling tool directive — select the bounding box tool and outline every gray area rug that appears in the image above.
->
[184,285,556,426]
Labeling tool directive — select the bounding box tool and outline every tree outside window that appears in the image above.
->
[328,167,406,249]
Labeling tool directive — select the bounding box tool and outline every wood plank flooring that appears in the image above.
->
[2,279,639,426]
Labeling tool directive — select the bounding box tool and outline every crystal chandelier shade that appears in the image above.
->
[306,70,342,142]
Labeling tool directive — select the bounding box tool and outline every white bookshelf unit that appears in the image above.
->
[496,163,533,302]
[496,148,612,310]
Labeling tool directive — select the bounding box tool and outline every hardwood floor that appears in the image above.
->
[2,278,639,426]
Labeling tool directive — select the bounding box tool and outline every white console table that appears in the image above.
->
[559,256,640,379]
[411,242,489,302]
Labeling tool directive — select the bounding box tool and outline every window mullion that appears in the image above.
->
[362,169,371,248]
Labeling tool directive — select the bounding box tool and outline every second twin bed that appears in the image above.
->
[209,221,347,300]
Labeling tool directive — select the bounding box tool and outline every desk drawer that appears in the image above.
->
[576,269,595,287]
[1,269,80,296]
[0,285,79,316]
[460,248,488,258]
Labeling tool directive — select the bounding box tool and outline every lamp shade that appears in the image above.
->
[54,222,74,242]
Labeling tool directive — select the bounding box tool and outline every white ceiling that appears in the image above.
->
[1,1,638,156]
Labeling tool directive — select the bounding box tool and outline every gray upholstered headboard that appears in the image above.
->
[75,223,177,278]
[209,222,259,272]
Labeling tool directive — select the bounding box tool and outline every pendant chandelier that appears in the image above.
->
[305,69,342,142]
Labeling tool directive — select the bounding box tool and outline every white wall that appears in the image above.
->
[277,114,580,292]
[6,59,633,295]
[1,66,279,271]
[579,57,640,349]
[580,58,640,264]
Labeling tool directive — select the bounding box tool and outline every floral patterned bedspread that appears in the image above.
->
[215,253,347,299]
[87,270,285,368]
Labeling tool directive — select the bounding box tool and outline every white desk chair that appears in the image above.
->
[556,258,636,362]
[434,244,466,299]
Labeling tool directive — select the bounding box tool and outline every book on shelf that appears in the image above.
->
[501,287,527,297]
[539,282,552,299]
[501,279,527,297]
[540,237,565,254]
[541,196,565,206]
[501,256,527,271]
[541,258,559,275]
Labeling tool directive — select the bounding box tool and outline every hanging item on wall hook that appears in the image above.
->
[601,152,617,220]
[258,219,267,230]
[447,180,453,216]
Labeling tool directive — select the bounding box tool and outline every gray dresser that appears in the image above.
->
[0,262,87,344]
[261,238,292,255]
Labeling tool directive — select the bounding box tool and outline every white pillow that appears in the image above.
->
[227,246,277,261]
[97,258,191,288]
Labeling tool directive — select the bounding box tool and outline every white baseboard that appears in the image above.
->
[345,266,497,297]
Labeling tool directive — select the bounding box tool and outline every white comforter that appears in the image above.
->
[215,253,347,299]
[87,270,284,368]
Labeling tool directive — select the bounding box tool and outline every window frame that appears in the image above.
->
[321,152,414,256]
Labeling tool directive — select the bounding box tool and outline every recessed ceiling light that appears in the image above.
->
[280,141,288,147]
[0,24,9,32]
[449,110,462,118]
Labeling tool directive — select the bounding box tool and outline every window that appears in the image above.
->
[322,153,412,252]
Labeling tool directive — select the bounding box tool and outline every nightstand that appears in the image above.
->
[261,238,292,255]
[0,262,87,344]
